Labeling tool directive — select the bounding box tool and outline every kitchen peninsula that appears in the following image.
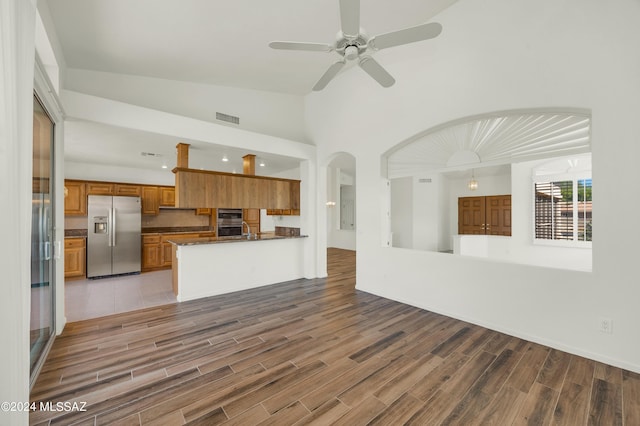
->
[169,231,306,302]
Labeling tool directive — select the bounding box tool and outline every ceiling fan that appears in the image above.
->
[269,0,442,91]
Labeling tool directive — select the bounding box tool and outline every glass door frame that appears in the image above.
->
[29,91,57,388]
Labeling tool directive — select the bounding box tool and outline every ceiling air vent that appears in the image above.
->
[418,178,432,183]
[216,112,240,125]
[141,152,162,157]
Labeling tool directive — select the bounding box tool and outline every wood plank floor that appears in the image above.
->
[31,248,639,425]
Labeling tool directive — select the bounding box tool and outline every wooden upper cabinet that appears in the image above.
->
[174,168,300,210]
[86,182,114,195]
[458,195,511,236]
[64,180,87,216]
[115,184,141,197]
[159,187,175,206]
[141,186,159,215]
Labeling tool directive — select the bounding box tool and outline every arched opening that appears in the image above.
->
[383,109,592,271]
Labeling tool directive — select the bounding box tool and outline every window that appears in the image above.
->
[534,178,592,243]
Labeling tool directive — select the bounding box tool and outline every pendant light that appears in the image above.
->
[468,169,478,191]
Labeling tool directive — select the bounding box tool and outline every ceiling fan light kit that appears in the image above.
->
[269,0,442,91]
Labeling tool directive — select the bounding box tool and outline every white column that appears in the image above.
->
[0,0,37,424]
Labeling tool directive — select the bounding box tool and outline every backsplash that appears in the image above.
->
[65,209,211,230]
[143,209,211,229]
[275,226,301,237]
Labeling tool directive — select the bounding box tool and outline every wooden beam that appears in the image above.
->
[243,154,256,176]
[176,143,190,168]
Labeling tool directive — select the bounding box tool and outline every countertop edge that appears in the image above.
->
[168,235,307,246]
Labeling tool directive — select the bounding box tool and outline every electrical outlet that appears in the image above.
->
[599,317,613,334]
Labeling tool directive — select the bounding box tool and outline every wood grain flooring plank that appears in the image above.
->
[180,362,297,422]
[431,326,472,358]
[536,348,572,391]
[222,359,327,419]
[513,382,559,425]
[293,397,350,425]
[476,385,526,426]
[331,395,387,426]
[138,364,265,424]
[184,406,228,425]
[623,370,640,426]
[506,342,550,393]
[595,361,623,386]
[373,353,442,405]
[261,357,356,415]
[553,382,589,426]
[338,355,413,408]
[219,404,270,426]
[367,392,425,426]
[409,351,470,402]
[256,401,309,426]
[565,354,596,387]
[588,378,623,426]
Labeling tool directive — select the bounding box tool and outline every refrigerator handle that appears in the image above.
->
[107,207,113,247]
[112,207,117,247]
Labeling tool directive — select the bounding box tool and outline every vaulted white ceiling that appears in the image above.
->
[46,0,458,95]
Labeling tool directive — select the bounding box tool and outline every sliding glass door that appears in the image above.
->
[30,94,55,380]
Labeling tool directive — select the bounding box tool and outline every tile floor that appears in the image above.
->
[64,270,176,322]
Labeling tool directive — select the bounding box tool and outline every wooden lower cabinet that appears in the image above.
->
[141,235,162,271]
[64,238,86,279]
[142,232,216,271]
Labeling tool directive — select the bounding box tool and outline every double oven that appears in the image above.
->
[217,208,243,236]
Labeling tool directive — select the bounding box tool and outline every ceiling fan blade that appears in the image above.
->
[313,61,346,91]
[358,56,395,88]
[339,0,360,38]
[370,22,442,50]
[269,41,333,52]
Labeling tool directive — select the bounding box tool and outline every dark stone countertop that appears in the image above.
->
[167,233,307,246]
[141,227,214,234]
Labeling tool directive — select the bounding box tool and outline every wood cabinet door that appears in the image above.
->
[141,186,159,215]
[161,242,173,267]
[159,187,175,206]
[142,244,162,270]
[115,184,141,197]
[486,195,512,236]
[458,197,486,235]
[64,181,86,216]
[86,182,114,195]
[64,238,86,278]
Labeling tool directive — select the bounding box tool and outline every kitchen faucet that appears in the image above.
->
[242,221,252,239]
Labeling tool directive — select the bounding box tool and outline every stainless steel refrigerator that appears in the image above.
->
[87,195,141,278]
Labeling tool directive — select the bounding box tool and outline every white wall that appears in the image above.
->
[307,0,640,372]
[65,69,309,144]
[65,161,175,186]
[390,177,413,248]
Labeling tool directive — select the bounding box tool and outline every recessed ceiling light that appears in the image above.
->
[222,155,229,162]
[161,164,168,169]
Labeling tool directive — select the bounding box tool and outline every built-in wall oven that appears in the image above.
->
[217,208,243,236]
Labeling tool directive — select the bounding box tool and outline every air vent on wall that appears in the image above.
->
[216,112,240,125]
[141,152,162,157]
[418,178,432,183]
